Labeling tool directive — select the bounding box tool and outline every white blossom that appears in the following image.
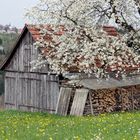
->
[26,0,140,78]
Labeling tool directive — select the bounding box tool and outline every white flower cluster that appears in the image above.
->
[26,0,140,28]
[26,0,140,78]
[32,25,140,78]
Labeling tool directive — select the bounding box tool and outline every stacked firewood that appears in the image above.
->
[130,85,140,109]
[83,86,140,115]
[83,89,117,115]
[116,88,131,111]
[65,84,140,115]
[83,94,92,115]
[135,85,140,108]
[93,89,116,114]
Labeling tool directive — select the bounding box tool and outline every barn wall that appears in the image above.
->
[4,71,59,113]
[5,31,49,73]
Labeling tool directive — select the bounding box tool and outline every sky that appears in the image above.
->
[0,0,38,28]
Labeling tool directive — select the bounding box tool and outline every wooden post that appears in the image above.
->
[89,92,94,115]
[120,88,124,111]
[131,87,134,110]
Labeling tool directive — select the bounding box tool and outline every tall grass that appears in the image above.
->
[0,110,140,140]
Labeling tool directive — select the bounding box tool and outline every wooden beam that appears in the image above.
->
[18,104,55,112]
[5,102,15,106]
[131,87,135,110]
[4,70,57,75]
[89,92,94,115]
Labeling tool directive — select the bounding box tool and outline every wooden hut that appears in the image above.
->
[1,24,140,116]
[0,24,60,113]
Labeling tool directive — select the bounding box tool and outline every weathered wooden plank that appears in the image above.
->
[18,74,23,108]
[25,73,30,111]
[46,75,51,111]
[18,104,55,111]
[33,74,37,112]
[39,75,44,110]
[25,76,28,110]
[52,76,59,113]
[22,73,25,107]
[15,72,18,109]
[10,73,16,109]
[5,74,16,109]
[4,76,8,107]
[56,87,72,116]
[43,75,47,110]
[21,73,24,110]
[36,74,41,111]
[27,75,31,111]
[49,75,53,113]
[30,73,33,111]
[70,89,89,116]
[19,40,24,71]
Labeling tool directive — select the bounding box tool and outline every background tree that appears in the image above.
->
[0,38,2,45]
[26,0,140,78]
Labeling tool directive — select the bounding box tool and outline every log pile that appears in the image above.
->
[83,85,140,115]
[116,88,131,111]
[64,84,140,115]
[84,89,116,115]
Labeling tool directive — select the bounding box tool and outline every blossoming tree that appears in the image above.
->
[26,0,140,78]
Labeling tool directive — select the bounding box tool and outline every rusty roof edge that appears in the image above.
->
[0,25,29,70]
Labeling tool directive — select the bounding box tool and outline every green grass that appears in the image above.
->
[0,110,140,140]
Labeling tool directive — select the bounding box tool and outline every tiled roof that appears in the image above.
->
[26,24,139,73]
[26,25,41,40]
[26,24,66,41]
[26,24,118,41]
[1,24,139,73]
[103,26,118,36]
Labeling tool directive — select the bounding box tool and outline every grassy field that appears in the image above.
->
[0,110,140,140]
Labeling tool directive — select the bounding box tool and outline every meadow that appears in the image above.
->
[0,110,140,140]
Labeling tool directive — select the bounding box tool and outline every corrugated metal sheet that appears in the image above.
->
[70,75,140,90]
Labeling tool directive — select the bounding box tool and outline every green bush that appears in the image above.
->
[0,38,2,45]
[0,32,18,54]
[0,71,4,95]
